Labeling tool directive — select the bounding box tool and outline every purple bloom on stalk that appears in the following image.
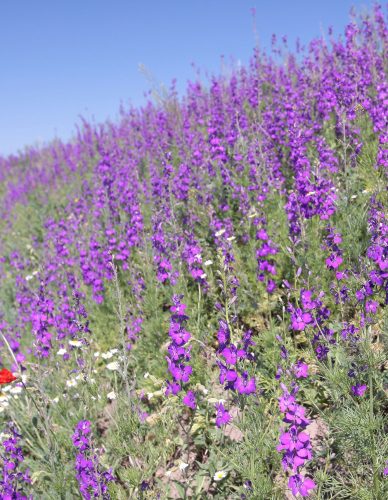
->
[215,402,231,427]
[267,279,276,293]
[221,345,238,365]
[278,389,297,413]
[365,300,378,314]
[384,460,388,476]
[355,289,365,302]
[72,420,91,452]
[351,384,367,397]
[169,323,191,346]
[165,295,193,394]
[288,474,316,497]
[291,309,313,331]
[165,380,180,396]
[284,405,310,428]
[235,372,256,395]
[72,420,114,499]
[277,428,311,454]
[217,362,238,385]
[217,320,230,348]
[300,290,317,310]
[0,422,31,499]
[166,359,192,382]
[325,254,343,270]
[293,361,309,379]
[183,390,196,410]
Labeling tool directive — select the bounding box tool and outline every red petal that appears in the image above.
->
[0,368,17,384]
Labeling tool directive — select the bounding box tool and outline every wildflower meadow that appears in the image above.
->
[0,4,387,499]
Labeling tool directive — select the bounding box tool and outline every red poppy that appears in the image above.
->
[0,368,17,385]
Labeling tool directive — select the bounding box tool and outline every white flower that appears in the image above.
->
[213,470,227,481]
[69,340,82,348]
[66,379,78,388]
[94,352,100,358]
[25,275,34,281]
[215,229,225,237]
[107,391,117,400]
[109,348,118,355]
[52,397,59,404]
[10,386,22,395]
[204,260,213,266]
[147,393,154,400]
[179,462,189,471]
[102,351,113,360]
[106,361,120,371]
[144,372,150,378]
[57,348,67,356]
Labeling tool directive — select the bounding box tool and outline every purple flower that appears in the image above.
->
[165,295,193,392]
[351,384,367,397]
[215,402,231,427]
[183,390,196,410]
[72,420,91,452]
[217,362,237,385]
[288,474,316,497]
[72,420,114,499]
[235,372,256,395]
[326,254,343,270]
[365,300,378,314]
[165,380,180,396]
[293,361,309,379]
[0,422,31,498]
[291,309,313,331]
[221,345,238,365]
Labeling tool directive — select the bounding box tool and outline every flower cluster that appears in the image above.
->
[289,289,334,361]
[217,328,256,396]
[165,295,195,408]
[182,237,208,290]
[276,339,315,497]
[356,197,388,308]
[0,422,31,499]
[256,225,278,294]
[72,420,114,499]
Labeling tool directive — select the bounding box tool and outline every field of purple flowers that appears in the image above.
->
[0,4,387,499]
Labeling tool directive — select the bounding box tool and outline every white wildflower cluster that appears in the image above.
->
[0,384,24,413]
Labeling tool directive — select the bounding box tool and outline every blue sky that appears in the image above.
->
[0,0,376,156]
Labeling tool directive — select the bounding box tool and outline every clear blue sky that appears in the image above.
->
[0,0,376,156]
